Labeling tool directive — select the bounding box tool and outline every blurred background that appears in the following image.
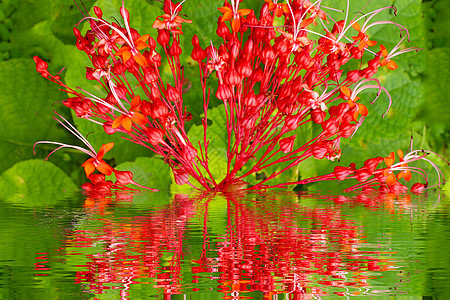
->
[0,0,448,194]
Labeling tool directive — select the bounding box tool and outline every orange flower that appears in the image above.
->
[340,86,368,120]
[112,95,148,132]
[153,14,192,34]
[115,34,150,67]
[380,45,398,70]
[264,0,289,17]
[218,5,252,32]
[276,28,310,52]
[351,22,377,50]
[395,149,412,181]
[81,143,115,177]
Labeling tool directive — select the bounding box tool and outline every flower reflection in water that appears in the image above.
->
[61,191,409,298]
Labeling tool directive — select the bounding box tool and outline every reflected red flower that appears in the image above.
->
[58,192,401,298]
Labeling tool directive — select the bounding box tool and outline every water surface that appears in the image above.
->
[0,190,448,299]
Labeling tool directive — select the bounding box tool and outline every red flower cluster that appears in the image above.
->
[34,0,445,193]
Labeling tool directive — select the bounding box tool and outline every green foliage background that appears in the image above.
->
[0,0,448,194]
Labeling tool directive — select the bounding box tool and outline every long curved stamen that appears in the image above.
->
[336,6,395,43]
[33,113,98,160]
[54,112,97,154]
[75,87,127,115]
[351,79,392,118]
[34,142,95,161]
[171,0,188,21]
[76,16,133,48]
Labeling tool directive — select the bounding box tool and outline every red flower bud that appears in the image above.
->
[169,41,182,56]
[33,56,49,78]
[339,123,356,138]
[243,92,257,107]
[364,156,383,172]
[94,6,103,18]
[311,108,326,124]
[157,29,170,47]
[173,168,189,185]
[275,62,289,79]
[322,118,338,134]
[166,85,180,102]
[334,166,352,181]
[410,182,426,193]
[113,169,135,186]
[191,36,206,61]
[216,84,232,101]
[112,62,126,75]
[224,69,241,86]
[355,168,372,182]
[73,27,82,38]
[151,101,169,119]
[251,67,263,82]
[312,143,328,159]
[389,182,408,193]
[347,70,361,82]
[144,67,158,84]
[147,127,165,146]
[114,85,128,100]
[216,20,230,38]
[236,59,252,77]
[261,46,275,63]
[85,67,96,80]
[279,136,296,153]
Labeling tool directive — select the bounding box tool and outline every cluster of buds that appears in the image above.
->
[34,0,446,193]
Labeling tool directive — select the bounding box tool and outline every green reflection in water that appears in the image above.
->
[0,190,448,299]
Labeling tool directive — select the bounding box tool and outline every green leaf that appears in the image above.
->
[420,48,450,124]
[0,159,78,206]
[0,59,73,173]
[116,156,172,194]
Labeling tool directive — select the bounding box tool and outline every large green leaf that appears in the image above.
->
[0,159,78,206]
[0,59,74,173]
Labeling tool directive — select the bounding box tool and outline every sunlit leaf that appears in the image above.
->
[0,159,78,206]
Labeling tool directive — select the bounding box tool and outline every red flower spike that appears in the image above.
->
[35,1,441,193]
